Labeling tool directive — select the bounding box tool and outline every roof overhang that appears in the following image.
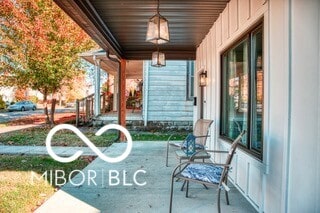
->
[54,0,229,60]
[80,49,143,79]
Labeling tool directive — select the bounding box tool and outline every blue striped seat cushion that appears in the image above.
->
[180,164,223,184]
[182,143,205,150]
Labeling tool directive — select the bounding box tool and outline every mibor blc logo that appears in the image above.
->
[45,124,133,163]
[30,124,146,187]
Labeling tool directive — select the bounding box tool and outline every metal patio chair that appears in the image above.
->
[165,119,213,167]
[169,130,246,213]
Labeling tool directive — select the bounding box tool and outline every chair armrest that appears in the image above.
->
[189,149,229,161]
[167,134,185,147]
[167,134,176,142]
[194,135,210,138]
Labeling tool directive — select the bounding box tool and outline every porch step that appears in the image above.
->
[92,115,193,131]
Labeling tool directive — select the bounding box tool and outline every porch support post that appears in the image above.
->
[119,59,126,140]
[113,75,118,111]
[94,55,101,116]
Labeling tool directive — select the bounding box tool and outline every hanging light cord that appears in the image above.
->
[157,0,160,14]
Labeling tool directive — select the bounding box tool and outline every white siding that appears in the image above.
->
[197,0,268,211]
[288,0,320,212]
[145,60,193,122]
[196,0,320,212]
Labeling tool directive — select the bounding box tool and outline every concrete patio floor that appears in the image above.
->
[36,142,257,213]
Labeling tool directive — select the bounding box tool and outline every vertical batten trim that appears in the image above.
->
[281,0,292,212]
[317,3,320,210]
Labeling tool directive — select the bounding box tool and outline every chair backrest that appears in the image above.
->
[193,119,213,146]
[220,130,246,185]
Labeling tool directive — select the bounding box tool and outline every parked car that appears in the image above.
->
[7,101,37,112]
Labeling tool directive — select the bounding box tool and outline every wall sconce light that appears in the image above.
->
[151,49,166,67]
[199,70,207,87]
[146,0,169,44]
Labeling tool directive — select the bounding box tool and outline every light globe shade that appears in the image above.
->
[199,71,207,87]
[151,51,166,67]
[146,13,169,44]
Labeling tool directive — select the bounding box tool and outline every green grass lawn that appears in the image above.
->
[0,126,187,211]
[0,155,91,212]
[0,126,187,146]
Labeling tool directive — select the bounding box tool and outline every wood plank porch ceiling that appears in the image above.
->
[54,0,229,60]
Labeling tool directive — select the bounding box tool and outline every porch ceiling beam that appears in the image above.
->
[54,0,123,59]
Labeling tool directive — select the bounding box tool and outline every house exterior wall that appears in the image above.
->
[196,0,320,212]
[0,87,15,102]
[143,60,193,129]
[288,0,320,211]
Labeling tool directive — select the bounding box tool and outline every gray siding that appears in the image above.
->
[144,60,193,122]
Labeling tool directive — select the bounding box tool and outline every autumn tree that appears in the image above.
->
[61,71,88,104]
[14,88,27,101]
[0,0,96,124]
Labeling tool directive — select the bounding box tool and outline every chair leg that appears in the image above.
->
[217,188,222,213]
[186,181,189,197]
[202,184,208,189]
[180,180,186,191]
[225,190,230,205]
[166,142,169,167]
[225,179,230,205]
[169,173,175,213]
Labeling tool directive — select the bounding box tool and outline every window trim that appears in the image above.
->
[219,22,264,160]
[186,60,194,101]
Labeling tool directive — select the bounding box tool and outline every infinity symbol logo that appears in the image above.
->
[46,124,133,163]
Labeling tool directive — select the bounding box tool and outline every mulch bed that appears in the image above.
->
[5,113,76,126]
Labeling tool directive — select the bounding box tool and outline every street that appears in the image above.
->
[0,108,75,123]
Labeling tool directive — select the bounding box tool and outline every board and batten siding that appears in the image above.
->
[196,0,268,212]
[197,0,320,212]
[143,61,193,123]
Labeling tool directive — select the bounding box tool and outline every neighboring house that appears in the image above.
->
[0,87,42,103]
[143,60,194,129]
[80,50,194,129]
[0,87,14,102]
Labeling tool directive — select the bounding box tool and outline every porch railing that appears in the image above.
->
[75,93,109,126]
[75,94,94,126]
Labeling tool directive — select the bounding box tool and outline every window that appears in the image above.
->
[220,24,263,159]
[186,60,194,100]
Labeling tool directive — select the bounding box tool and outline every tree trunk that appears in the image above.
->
[50,98,56,125]
[43,92,50,124]
[59,93,62,106]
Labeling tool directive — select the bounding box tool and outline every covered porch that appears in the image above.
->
[76,49,143,126]
[51,0,320,212]
[51,0,258,211]
[55,0,227,129]
[36,142,256,213]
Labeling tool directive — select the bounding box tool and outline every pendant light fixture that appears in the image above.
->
[151,46,166,67]
[146,0,169,44]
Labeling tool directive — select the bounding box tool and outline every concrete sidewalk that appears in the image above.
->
[0,145,107,156]
[35,142,257,213]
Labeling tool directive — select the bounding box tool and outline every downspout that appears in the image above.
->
[93,55,101,116]
[106,50,121,141]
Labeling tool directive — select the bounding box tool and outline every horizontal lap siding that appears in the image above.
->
[147,61,193,121]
